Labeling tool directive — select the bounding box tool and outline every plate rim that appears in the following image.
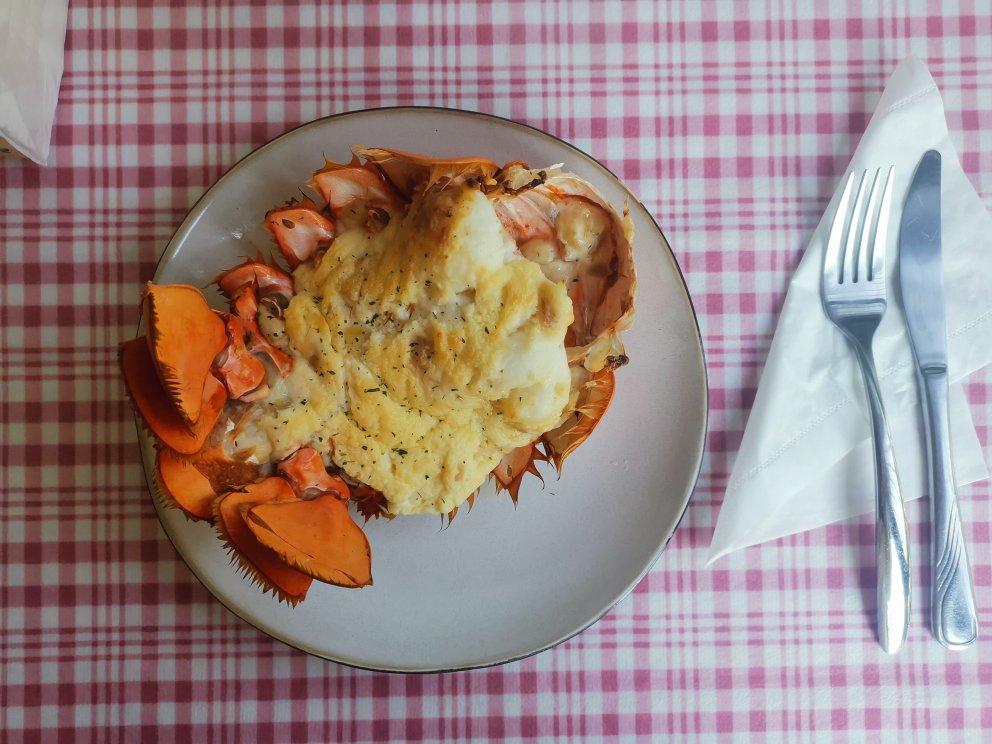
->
[137,105,709,673]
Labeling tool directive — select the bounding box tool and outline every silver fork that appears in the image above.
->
[821,167,911,653]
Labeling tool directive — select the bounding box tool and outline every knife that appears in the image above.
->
[898,149,979,649]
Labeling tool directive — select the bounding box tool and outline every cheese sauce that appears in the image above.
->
[233,186,573,515]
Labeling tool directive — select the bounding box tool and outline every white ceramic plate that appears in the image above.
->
[139,107,707,672]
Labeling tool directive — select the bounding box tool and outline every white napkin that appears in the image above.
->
[709,56,992,563]
[0,0,69,164]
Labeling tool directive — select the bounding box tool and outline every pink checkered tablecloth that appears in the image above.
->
[2,1,992,741]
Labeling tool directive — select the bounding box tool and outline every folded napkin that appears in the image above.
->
[0,0,69,164]
[709,56,992,563]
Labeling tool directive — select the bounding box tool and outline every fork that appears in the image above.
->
[821,167,911,654]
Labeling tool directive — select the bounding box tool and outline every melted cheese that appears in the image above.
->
[238,186,573,515]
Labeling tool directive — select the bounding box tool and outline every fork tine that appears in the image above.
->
[870,166,895,282]
[856,168,882,283]
[825,172,856,285]
[842,171,870,283]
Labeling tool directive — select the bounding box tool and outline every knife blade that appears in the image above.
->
[898,149,979,649]
[899,150,946,368]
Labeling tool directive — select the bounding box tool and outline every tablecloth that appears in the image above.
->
[2,2,991,741]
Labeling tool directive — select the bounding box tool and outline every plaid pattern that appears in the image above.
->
[2,1,991,741]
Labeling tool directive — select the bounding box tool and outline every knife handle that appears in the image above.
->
[921,368,979,649]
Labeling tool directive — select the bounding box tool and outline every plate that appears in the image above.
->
[139,107,707,672]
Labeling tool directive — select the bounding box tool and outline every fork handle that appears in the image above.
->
[920,368,978,649]
[851,337,912,653]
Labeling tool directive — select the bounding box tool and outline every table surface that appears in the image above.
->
[3,2,992,742]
